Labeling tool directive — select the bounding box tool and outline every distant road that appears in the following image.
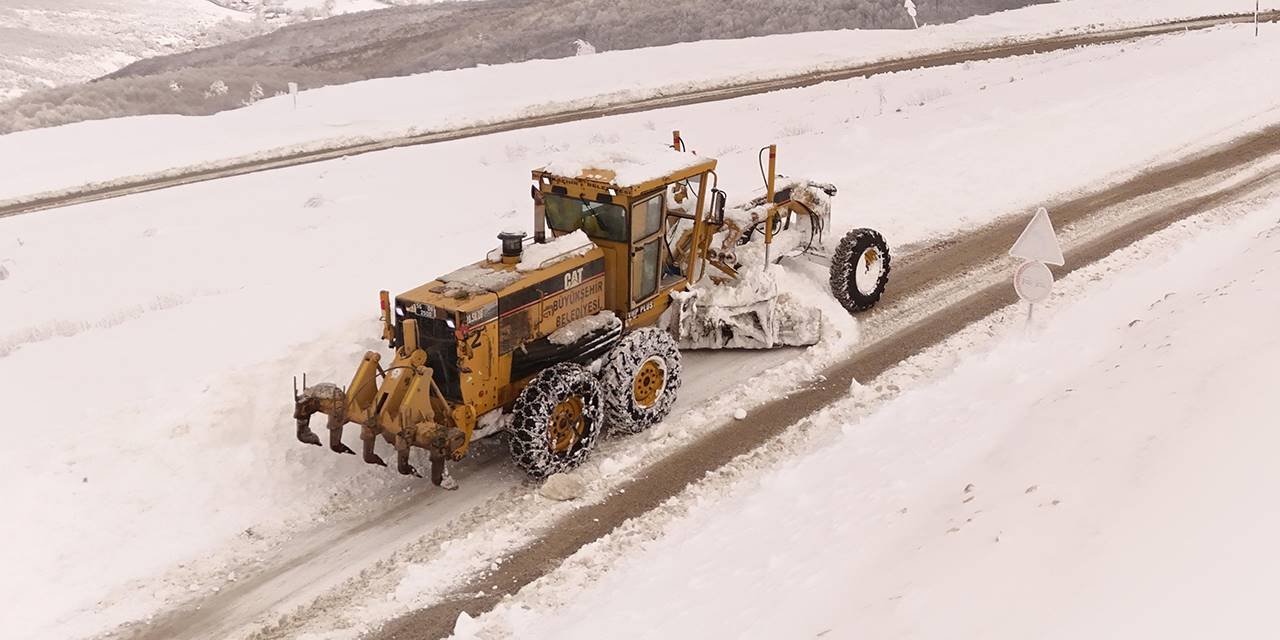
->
[2,10,1275,220]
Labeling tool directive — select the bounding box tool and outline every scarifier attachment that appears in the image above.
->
[293,319,466,490]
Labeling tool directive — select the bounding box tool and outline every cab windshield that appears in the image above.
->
[544,194,628,242]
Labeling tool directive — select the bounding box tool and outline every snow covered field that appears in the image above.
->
[460,197,1280,639]
[0,0,244,101]
[2,4,1279,640]
[0,0,1274,202]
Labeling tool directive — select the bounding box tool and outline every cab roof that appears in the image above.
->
[533,146,717,197]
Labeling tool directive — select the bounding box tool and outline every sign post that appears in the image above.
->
[1009,207,1064,327]
[904,0,919,29]
[288,82,299,110]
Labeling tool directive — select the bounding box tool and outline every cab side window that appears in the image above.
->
[632,194,663,239]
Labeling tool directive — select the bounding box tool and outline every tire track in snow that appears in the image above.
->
[367,126,1280,639]
[3,11,1277,220]
[110,124,1280,640]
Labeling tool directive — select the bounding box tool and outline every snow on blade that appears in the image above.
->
[665,264,822,350]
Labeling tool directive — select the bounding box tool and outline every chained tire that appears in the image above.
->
[829,228,891,314]
[509,362,604,479]
[600,327,682,436]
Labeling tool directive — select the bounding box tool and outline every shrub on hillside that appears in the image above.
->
[0,66,355,134]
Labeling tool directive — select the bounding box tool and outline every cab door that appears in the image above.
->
[629,192,664,313]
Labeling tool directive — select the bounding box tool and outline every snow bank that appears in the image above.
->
[1,0,1274,202]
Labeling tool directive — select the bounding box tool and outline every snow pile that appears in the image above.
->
[549,311,620,346]
[516,230,596,273]
[538,473,587,501]
[456,200,1280,639]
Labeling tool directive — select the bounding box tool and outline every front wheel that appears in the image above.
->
[509,363,604,478]
[829,228,891,313]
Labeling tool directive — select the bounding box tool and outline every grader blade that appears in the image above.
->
[663,267,821,350]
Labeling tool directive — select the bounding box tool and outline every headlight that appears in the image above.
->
[395,307,405,317]
[445,319,456,329]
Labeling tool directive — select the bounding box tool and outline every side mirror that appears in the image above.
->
[710,189,727,225]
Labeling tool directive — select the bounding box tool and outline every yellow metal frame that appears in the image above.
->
[297,131,817,487]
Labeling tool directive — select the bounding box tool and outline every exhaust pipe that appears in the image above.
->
[531,185,546,244]
[498,230,527,265]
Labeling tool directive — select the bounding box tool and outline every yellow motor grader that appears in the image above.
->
[293,133,890,488]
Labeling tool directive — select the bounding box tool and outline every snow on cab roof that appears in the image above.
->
[539,145,712,189]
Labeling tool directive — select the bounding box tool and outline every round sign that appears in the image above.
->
[1013,260,1053,303]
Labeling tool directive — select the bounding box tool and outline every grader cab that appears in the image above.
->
[294,133,891,488]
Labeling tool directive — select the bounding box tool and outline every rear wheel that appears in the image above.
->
[829,228,891,313]
[601,328,682,436]
[509,363,603,478]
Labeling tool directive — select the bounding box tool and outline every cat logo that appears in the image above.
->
[563,267,584,289]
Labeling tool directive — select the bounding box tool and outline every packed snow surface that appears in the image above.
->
[455,198,1280,639]
[2,9,1279,640]
[1,0,1274,201]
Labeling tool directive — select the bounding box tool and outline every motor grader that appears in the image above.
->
[293,132,890,488]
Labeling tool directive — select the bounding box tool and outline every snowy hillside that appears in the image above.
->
[0,0,245,101]
[458,195,1280,640]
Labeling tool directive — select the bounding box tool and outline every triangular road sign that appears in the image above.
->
[1010,207,1064,266]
